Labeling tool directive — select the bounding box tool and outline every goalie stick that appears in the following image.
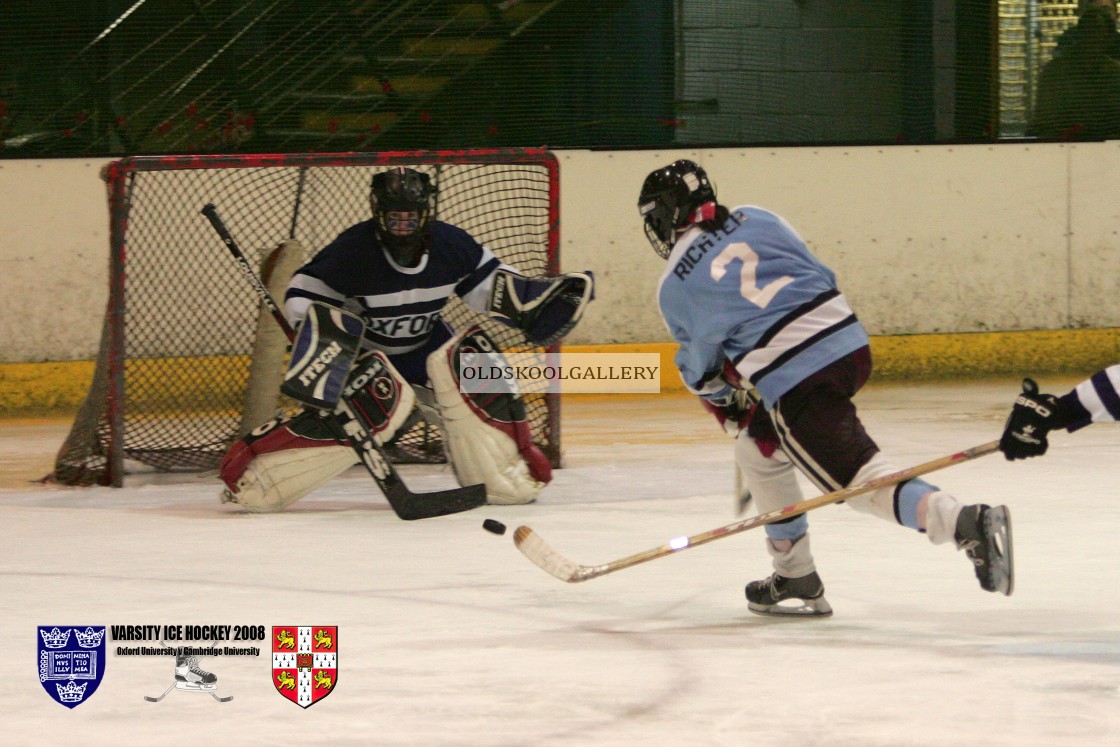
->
[514,440,999,583]
[201,203,486,521]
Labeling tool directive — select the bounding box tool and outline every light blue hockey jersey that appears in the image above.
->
[657,205,869,409]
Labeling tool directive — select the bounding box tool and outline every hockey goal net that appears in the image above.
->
[52,148,560,487]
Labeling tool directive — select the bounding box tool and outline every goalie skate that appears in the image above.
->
[955,504,1014,596]
[745,571,833,618]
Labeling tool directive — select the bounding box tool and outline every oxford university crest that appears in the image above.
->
[37,625,107,708]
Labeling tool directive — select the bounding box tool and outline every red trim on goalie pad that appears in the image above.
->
[219,415,340,491]
[513,421,552,484]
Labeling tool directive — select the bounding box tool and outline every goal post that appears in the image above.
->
[51,148,561,487]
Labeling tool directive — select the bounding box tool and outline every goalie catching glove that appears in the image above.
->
[488,268,594,346]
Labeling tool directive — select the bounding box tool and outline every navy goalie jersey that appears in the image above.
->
[285,219,507,355]
[657,205,870,409]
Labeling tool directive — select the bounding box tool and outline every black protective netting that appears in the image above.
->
[5,1,1117,156]
[52,150,558,486]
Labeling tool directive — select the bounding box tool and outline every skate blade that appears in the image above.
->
[984,505,1014,596]
[748,596,833,618]
[176,682,218,692]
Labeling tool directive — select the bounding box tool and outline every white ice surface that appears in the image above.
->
[3,379,1120,746]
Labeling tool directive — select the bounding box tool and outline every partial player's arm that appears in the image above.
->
[1067,365,1120,426]
[284,261,350,328]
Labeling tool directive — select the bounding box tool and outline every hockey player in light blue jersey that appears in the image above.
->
[1000,366,1120,459]
[639,159,1014,616]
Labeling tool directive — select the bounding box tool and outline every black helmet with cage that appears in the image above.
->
[370,167,437,267]
[637,159,723,258]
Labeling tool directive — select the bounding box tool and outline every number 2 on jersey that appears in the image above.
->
[710,241,793,308]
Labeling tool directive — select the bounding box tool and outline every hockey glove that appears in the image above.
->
[999,378,1069,460]
[702,388,758,438]
[488,269,595,347]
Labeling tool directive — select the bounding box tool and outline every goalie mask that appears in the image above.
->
[637,159,718,258]
[370,167,436,267]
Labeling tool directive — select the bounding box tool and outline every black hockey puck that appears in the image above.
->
[482,519,507,536]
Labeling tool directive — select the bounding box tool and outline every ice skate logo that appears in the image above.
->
[37,625,107,708]
[145,643,233,703]
[272,626,338,709]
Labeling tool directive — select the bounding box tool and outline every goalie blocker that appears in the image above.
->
[220,308,549,509]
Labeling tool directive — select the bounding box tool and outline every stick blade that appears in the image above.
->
[513,526,586,583]
[389,482,487,521]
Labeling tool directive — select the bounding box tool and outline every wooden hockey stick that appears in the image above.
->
[201,203,486,520]
[514,440,1000,582]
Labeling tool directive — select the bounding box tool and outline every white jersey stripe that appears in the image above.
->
[284,297,312,327]
[733,294,856,383]
[360,282,459,308]
[289,273,345,301]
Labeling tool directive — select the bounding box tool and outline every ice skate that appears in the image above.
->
[145,653,232,703]
[175,654,217,690]
[745,571,833,618]
[955,504,1014,596]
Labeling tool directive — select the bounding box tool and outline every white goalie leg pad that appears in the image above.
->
[426,330,549,505]
[220,412,358,512]
[227,445,358,513]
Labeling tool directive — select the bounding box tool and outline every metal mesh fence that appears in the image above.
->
[8,1,1118,155]
[51,149,559,486]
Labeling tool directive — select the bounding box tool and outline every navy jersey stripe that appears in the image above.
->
[1091,369,1120,420]
[286,287,344,307]
[749,315,858,387]
[754,288,840,352]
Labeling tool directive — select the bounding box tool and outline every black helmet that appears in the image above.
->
[370,167,437,267]
[637,159,717,258]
